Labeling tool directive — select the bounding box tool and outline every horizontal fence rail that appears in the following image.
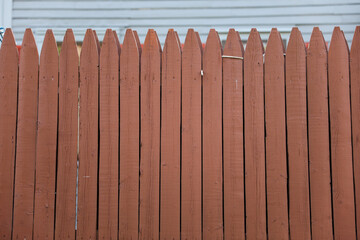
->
[0,26,359,240]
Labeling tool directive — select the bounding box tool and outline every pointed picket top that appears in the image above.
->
[40,30,58,61]
[204,29,222,57]
[60,29,79,64]
[93,30,100,54]
[351,26,360,56]
[80,29,98,64]
[133,30,141,55]
[101,29,118,59]
[142,29,161,56]
[266,28,284,57]
[308,27,327,54]
[174,30,181,51]
[245,28,264,57]
[163,29,181,58]
[224,28,243,57]
[0,28,19,59]
[183,29,201,56]
[329,27,349,59]
[113,30,121,56]
[122,29,139,60]
[20,28,39,62]
[287,27,306,54]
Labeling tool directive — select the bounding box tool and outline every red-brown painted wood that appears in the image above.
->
[55,29,78,240]
[203,29,223,240]
[33,29,59,240]
[113,30,121,55]
[77,29,99,240]
[133,30,142,55]
[244,28,266,240]
[181,28,202,240]
[307,27,333,240]
[119,28,140,240]
[12,28,39,240]
[160,29,181,240]
[139,29,161,240]
[264,28,289,240]
[222,28,245,240]
[329,26,357,239]
[98,29,119,240]
[351,25,360,240]
[93,30,100,55]
[0,28,19,240]
[286,27,311,240]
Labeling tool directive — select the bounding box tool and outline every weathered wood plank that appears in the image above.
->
[77,29,99,240]
[244,28,266,240]
[33,29,59,240]
[222,28,245,240]
[119,28,140,240]
[160,29,181,240]
[0,28,19,240]
[12,28,39,240]
[329,26,357,240]
[98,28,119,240]
[181,28,202,240]
[307,27,333,240]
[264,28,289,240]
[139,29,161,240]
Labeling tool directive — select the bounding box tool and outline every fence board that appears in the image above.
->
[203,29,223,240]
[55,29,78,240]
[93,30,101,55]
[285,27,311,240]
[139,29,161,240]
[113,30,121,55]
[264,28,289,240]
[133,30,142,54]
[98,29,119,240]
[222,28,245,240]
[160,29,181,240]
[244,28,266,240]
[0,29,19,240]
[33,30,59,240]
[181,28,202,240]
[12,29,39,240]
[328,26,357,239]
[119,28,140,240]
[77,29,99,240]
[350,25,360,240]
[307,27,333,240]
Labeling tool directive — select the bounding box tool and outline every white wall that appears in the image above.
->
[0,0,12,28]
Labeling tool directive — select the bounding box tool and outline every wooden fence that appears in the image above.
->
[0,26,359,240]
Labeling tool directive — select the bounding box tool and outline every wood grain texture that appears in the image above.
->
[160,29,181,240]
[222,28,245,240]
[77,29,99,240]
[329,26,357,240]
[55,29,78,240]
[12,28,39,240]
[285,27,311,240]
[181,28,202,240]
[307,27,333,240]
[0,28,19,240]
[113,30,121,55]
[133,30,142,55]
[203,29,223,240]
[350,25,360,240]
[98,29,119,240]
[264,28,289,240]
[244,28,266,240]
[33,29,59,240]
[119,28,140,240]
[139,29,161,240]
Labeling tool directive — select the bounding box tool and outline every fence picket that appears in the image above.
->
[307,27,333,240]
[12,29,39,240]
[55,29,78,240]
[244,28,266,240]
[98,28,119,240]
[222,28,245,240]
[329,26,357,239]
[203,29,223,240]
[77,29,99,240]
[264,28,289,240]
[0,28,19,240]
[139,29,161,240]
[119,28,140,240]
[181,28,202,240]
[286,27,311,240]
[160,29,181,240]
[33,29,59,240]
[350,26,360,240]
[133,30,142,54]
[113,30,121,55]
